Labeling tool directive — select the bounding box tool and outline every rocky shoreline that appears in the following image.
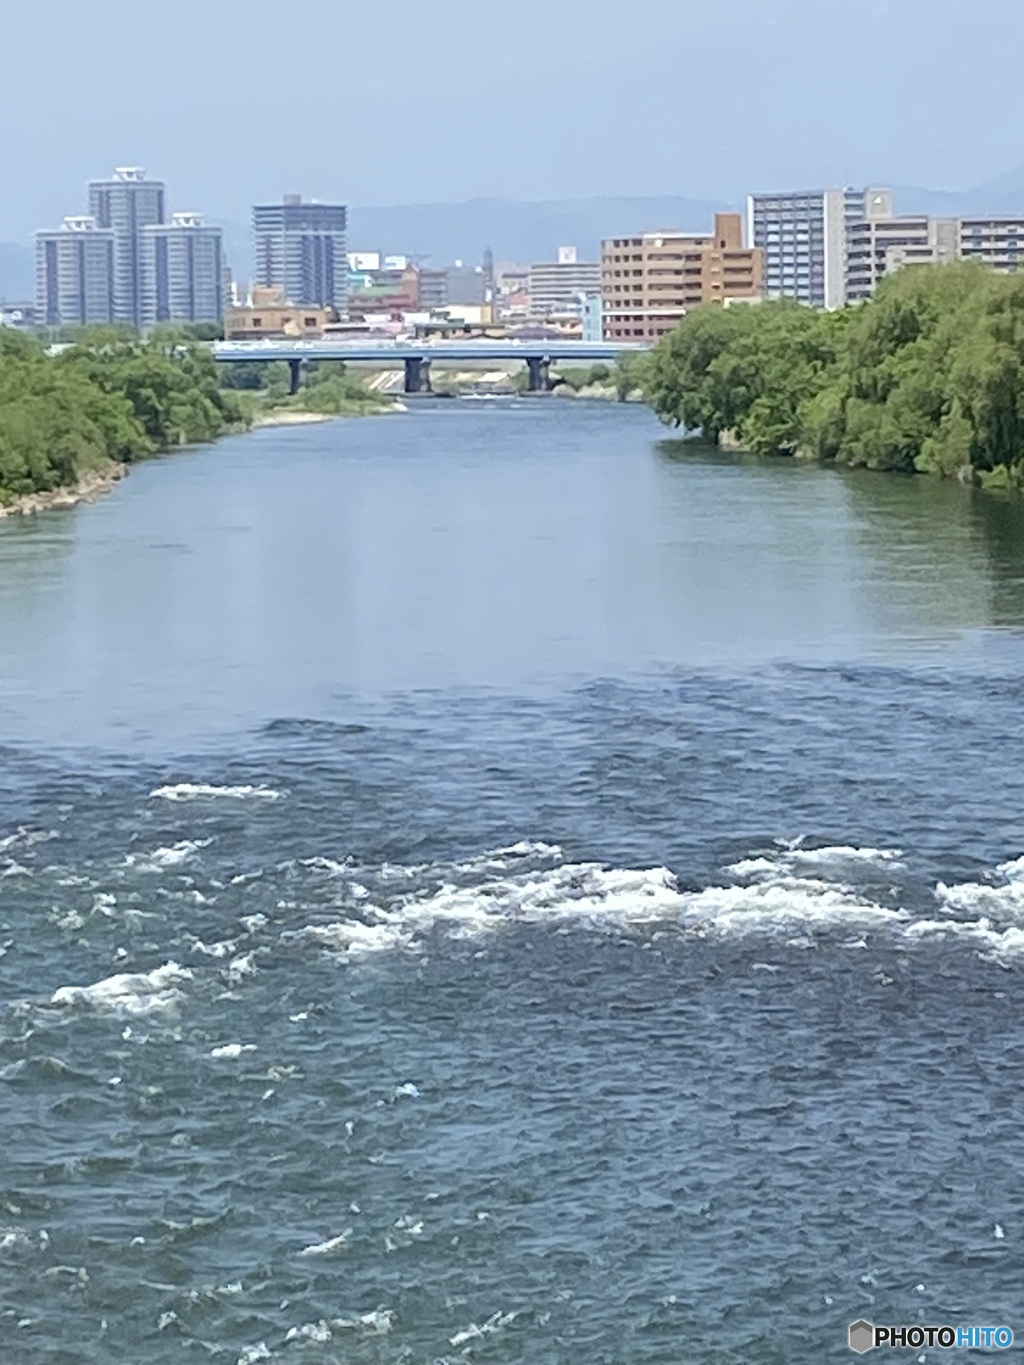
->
[0,464,130,519]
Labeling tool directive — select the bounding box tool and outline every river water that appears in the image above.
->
[2,400,1024,1363]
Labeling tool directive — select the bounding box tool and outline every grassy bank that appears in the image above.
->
[642,263,1024,489]
[221,359,395,423]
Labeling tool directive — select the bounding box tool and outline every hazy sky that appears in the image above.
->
[3,0,1022,239]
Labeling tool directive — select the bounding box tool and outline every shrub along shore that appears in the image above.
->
[0,329,391,515]
[642,262,1024,490]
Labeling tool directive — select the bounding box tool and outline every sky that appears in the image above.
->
[3,0,1024,241]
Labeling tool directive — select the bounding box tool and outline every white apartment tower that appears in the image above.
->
[35,216,115,327]
[139,213,224,327]
[747,187,892,309]
[87,167,167,327]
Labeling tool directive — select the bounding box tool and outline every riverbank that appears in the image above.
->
[0,332,407,520]
[0,463,130,518]
[247,398,405,428]
[643,261,1024,489]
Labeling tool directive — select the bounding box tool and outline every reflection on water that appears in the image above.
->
[659,435,1024,650]
[0,406,1024,750]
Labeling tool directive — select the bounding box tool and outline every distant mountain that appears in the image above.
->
[897,166,1024,217]
[346,195,727,266]
[0,243,33,302]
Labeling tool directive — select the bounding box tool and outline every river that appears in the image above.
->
[1,400,1023,1363]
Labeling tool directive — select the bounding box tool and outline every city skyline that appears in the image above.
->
[36,167,224,329]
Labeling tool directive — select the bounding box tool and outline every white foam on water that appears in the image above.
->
[150,783,282,802]
[0,827,57,852]
[725,857,779,878]
[727,844,903,880]
[936,870,1024,921]
[210,1043,257,1059]
[236,1346,272,1364]
[51,963,193,1015]
[298,856,351,876]
[226,952,258,983]
[189,937,239,959]
[449,841,564,874]
[909,848,1024,958]
[332,1309,394,1334]
[791,844,903,867]
[288,842,909,962]
[450,1311,518,1348]
[378,860,902,943]
[285,1321,332,1344]
[300,919,415,956]
[124,838,211,871]
[679,878,905,936]
[298,1230,351,1256]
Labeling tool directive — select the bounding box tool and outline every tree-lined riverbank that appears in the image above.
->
[0,329,243,510]
[0,332,393,514]
[643,262,1024,489]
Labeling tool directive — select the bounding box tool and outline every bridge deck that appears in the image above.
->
[213,340,650,364]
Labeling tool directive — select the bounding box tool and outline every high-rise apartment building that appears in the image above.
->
[252,195,347,309]
[747,187,891,309]
[846,212,959,302]
[87,167,167,327]
[528,246,601,318]
[35,216,115,327]
[959,217,1024,272]
[139,213,224,328]
[601,213,762,341]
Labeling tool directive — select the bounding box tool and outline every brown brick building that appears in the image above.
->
[601,213,763,342]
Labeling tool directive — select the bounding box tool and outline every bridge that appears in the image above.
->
[212,338,651,395]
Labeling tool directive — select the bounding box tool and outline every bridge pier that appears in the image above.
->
[404,356,432,394]
[525,356,553,393]
[288,358,302,395]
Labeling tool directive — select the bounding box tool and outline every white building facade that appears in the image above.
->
[529,247,601,318]
[139,213,224,327]
[87,167,167,327]
[747,187,896,310]
[35,216,115,327]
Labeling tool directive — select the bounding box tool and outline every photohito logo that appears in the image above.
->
[849,1321,1014,1353]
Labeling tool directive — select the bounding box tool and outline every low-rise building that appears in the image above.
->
[345,266,421,314]
[846,214,959,302]
[224,285,330,339]
[528,246,601,319]
[601,213,762,342]
[959,217,1024,273]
